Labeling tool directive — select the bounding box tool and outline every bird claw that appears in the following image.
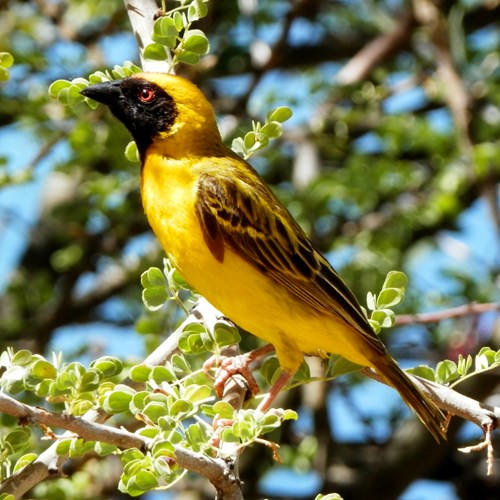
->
[203,353,261,399]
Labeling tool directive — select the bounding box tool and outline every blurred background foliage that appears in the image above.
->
[0,0,500,498]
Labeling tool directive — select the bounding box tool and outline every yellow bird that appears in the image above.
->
[81,73,447,441]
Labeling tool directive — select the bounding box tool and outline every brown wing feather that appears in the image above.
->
[195,161,382,351]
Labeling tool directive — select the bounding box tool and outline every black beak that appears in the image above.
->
[80,80,124,106]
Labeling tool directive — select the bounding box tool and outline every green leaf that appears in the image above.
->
[151,365,176,383]
[185,422,209,449]
[457,353,473,376]
[35,379,51,397]
[121,448,145,464]
[293,359,311,382]
[11,350,33,366]
[130,391,149,413]
[376,288,403,309]
[152,440,175,458]
[382,271,408,290]
[95,442,118,457]
[129,364,152,383]
[91,356,123,378]
[152,16,178,48]
[283,409,298,421]
[435,360,459,384]
[260,121,282,139]
[79,369,101,391]
[326,355,362,378]
[366,291,377,311]
[0,52,14,68]
[28,359,57,380]
[183,383,211,403]
[69,438,96,458]
[5,428,31,453]
[211,401,234,419]
[143,42,168,61]
[267,106,293,123]
[173,11,185,32]
[141,267,168,311]
[407,364,436,382]
[48,79,71,98]
[55,439,72,456]
[133,470,159,492]
[231,137,246,156]
[171,354,190,374]
[13,453,38,473]
[170,399,194,417]
[176,51,201,65]
[213,322,241,347]
[261,356,280,385]
[143,401,168,422]
[370,308,395,328]
[182,29,210,55]
[142,267,166,288]
[125,141,139,162]
[187,0,209,22]
[244,131,257,150]
[103,386,135,414]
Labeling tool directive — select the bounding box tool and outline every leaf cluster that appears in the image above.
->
[409,346,500,387]
[232,107,293,160]
[0,52,13,82]
[145,0,210,68]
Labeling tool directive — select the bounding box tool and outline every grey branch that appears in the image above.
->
[123,0,169,72]
[0,393,146,449]
[396,302,500,325]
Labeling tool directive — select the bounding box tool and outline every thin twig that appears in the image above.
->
[396,302,500,325]
[336,10,415,85]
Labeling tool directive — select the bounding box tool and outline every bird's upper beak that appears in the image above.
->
[80,80,124,106]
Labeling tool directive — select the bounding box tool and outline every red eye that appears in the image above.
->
[138,87,156,103]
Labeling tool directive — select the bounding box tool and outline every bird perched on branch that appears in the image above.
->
[81,73,447,442]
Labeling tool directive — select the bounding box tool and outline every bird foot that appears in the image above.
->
[203,353,261,399]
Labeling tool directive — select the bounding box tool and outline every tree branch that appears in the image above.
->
[336,10,415,85]
[396,302,500,325]
[0,392,146,450]
[0,299,243,498]
[124,0,170,72]
[364,368,498,433]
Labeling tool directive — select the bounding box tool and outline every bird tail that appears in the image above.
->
[377,355,447,442]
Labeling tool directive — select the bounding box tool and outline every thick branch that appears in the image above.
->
[0,392,146,450]
[124,0,169,72]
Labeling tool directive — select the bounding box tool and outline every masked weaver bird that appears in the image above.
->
[81,73,447,442]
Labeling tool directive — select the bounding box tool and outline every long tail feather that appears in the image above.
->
[377,355,447,442]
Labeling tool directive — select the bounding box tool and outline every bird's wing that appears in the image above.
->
[195,165,379,343]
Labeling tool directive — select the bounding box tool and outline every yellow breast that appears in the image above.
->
[141,151,373,373]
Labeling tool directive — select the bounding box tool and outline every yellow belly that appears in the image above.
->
[141,153,372,373]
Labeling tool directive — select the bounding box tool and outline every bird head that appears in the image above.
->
[81,73,222,161]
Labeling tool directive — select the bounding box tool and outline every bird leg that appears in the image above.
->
[256,370,293,412]
[203,343,275,399]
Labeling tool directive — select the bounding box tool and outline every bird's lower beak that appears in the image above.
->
[80,80,124,105]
